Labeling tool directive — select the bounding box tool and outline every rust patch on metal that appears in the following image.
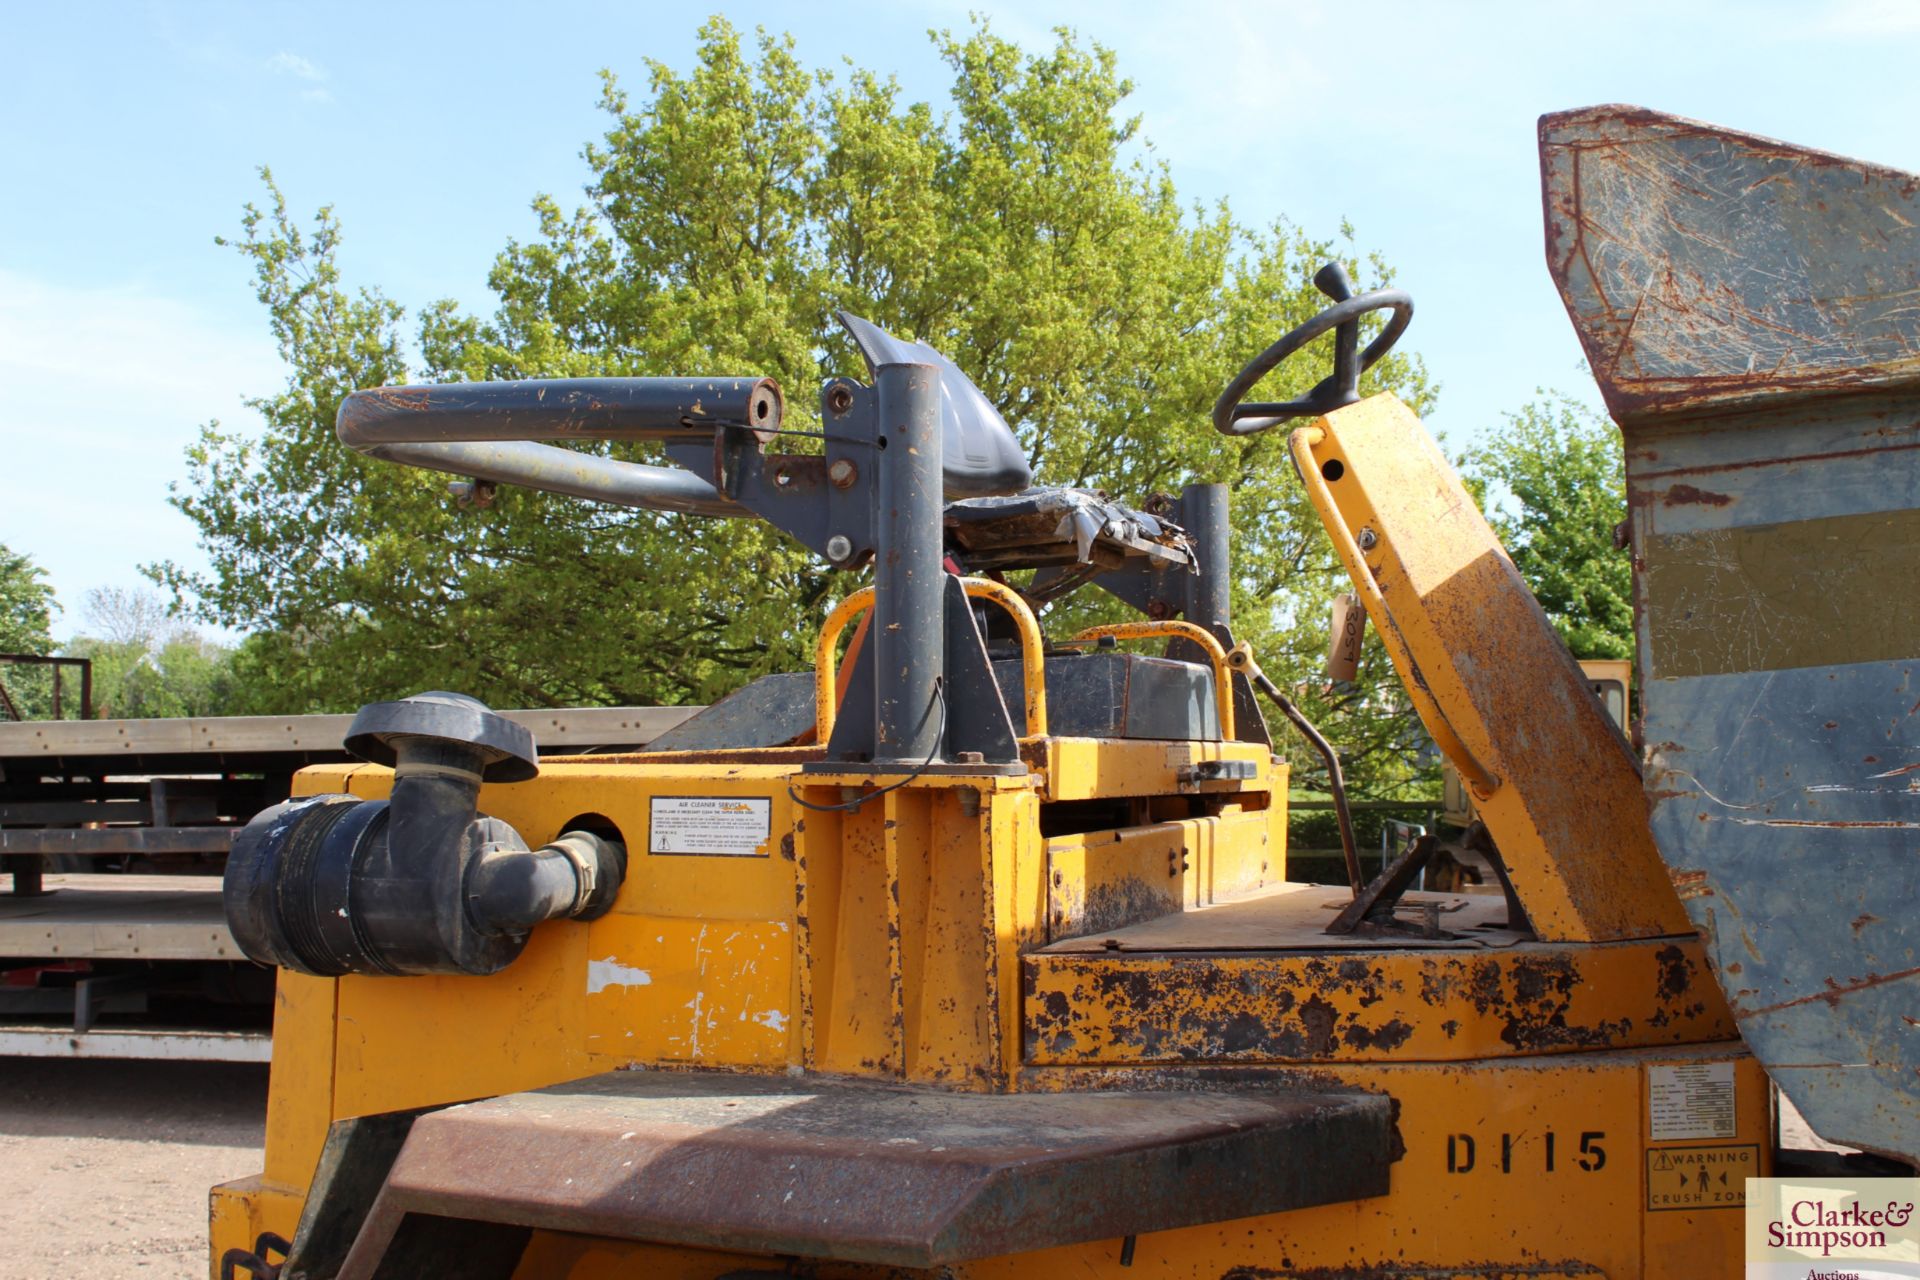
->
[1747,964,1920,1015]
[1025,942,1728,1065]
[1654,945,1691,1002]
[1662,483,1733,507]
[340,1071,1390,1273]
[1541,105,1920,423]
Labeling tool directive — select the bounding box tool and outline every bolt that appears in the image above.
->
[828,458,858,489]
[826,384,855,414]
[825,534,853,562]
[1357,527,1378,551]
[956,750,985,765]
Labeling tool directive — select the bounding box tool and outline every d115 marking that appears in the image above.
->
[1445,1130,1607,1174]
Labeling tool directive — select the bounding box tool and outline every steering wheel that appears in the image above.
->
[1212,262,1413,436]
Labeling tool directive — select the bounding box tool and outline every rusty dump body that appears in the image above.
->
[1544,105,1920,1161]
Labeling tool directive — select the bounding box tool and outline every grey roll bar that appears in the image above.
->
[334,377,781,518]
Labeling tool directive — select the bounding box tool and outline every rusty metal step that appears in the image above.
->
[330,1070,1391,1275]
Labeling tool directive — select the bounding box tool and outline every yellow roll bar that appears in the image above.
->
[1069,621,1236,740]
[1288,424,1500,796]
[814,578,1050,743]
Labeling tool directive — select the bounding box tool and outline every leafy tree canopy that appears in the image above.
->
[0,543,59,719]
[61,587,239,720]
[1464,395,1632,662]
[0,543,56,657]
[155,18,1438,795]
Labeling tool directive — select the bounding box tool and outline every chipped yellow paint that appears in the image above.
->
[584,914,795,1066]
[1024,934,1736,1064]
[1293,396,1689,943]
[1043,804,1279,941]
[793,777,1031,1086]
[215,758,818,1264]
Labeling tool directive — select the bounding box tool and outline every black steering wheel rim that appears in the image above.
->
[1212,274,1414,437]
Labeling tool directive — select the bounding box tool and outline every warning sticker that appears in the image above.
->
[1645,1144,1756,1212]
[648,796,773,857]
[1648,1061,1736,1140]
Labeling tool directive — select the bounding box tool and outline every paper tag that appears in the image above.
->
[648,796,772,857]
[1649,1061,1737,1140]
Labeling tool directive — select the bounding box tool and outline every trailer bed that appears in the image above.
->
[0,874,235,961]
[0,705,696,777]
[0,704,699,1061]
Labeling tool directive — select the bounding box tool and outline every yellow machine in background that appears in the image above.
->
[208,105,1920,1279]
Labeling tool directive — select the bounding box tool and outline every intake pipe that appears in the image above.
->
[223,692,625,977]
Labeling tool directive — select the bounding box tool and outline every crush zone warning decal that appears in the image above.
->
[648,796,773,857]
[1646,1143,1756,1211]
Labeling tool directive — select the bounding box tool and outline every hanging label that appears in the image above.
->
[1648,1061,1737,1140]
[648,796,772,857]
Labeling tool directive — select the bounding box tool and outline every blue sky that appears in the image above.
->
[5,0,1920,636]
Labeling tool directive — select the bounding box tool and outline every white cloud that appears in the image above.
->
[266,50,327,82]
[0,269,283,619]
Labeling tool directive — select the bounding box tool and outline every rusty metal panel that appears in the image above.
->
[1542,105,1920,423]
[1024,936,1733,1066]
[1543,106,1920,1162]
[333,1070,1390,1274]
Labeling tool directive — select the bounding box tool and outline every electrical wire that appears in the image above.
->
[787,677,949,813]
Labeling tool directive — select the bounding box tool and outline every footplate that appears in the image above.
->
[333,1071,1391,1274]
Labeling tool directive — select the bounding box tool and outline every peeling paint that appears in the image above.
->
[587,958,653,995]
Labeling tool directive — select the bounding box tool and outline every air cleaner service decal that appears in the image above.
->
[648,796,773,857]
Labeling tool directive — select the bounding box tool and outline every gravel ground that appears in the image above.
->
[0,1057,266,1279]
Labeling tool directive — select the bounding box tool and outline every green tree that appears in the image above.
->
[0,543,56,657]
[0,543,60,719]
[62,587,239,719]
[156,19,1436,797]
[1465,395,1632,661]
[62,634,239,719]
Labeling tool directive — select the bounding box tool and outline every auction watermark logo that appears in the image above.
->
[1747,1178,1920,1279]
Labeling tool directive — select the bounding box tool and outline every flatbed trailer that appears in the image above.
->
[0,706,695,1061]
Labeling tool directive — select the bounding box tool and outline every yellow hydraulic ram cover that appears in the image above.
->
[1294,395,1689,942]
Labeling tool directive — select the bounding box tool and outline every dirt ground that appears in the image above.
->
[0,1057,267,1279]
[0,1053,1853,1279]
